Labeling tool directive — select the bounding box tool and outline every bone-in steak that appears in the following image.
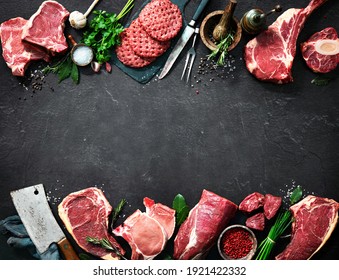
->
[275,195,339,260]
[58,187,125,260]
[301,27,339,73]
[244,0,328,84]
[0,17,50,76]
[22,0,69,55]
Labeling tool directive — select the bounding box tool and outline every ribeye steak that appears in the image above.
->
[301,27,339,73]
[244,0,328,84]
[275,195,339,260]
[22,0,69,54]
[58,187,125,260]
[0,17,50,76]
[173,189,238,260]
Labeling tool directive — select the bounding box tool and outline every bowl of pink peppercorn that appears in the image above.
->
[217,224,257,260]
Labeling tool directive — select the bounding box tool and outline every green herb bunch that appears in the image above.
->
[255,186,303,260]
[207,30,235,66]
[82,0,134,64]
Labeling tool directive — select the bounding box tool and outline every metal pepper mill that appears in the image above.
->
[240,4,282,34]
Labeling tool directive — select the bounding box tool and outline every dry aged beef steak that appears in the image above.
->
[301,27,339,73]
[276,195,339,260]
[173,190,238,260]
[22,0,69,55]
[126,18,171,58]
[113,197,175,260]
[138,0,182,42]
[0,17,50,76]
[58,187,125,260]
[244,0,328,84]
[263,194,282,220]
[239,192,265,213]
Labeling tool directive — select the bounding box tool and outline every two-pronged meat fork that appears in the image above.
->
[181,27,200,83]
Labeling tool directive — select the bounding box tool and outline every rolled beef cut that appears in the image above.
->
[239,192,265,213]
[0,17,50,76]
[22,1,69,54]
[173,189,238,260]
[244,0,328,84]
[276,195,339,260]
[301,27,339,73]
[58,187,125,260]
[113,197,175,260]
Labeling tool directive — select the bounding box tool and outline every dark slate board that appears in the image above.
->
[0,0,339,260]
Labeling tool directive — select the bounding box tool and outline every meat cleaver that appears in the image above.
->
[10,184,79,260]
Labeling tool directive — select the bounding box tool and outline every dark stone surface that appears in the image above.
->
[0,0,338,260]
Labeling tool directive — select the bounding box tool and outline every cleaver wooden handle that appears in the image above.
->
[58,238,80,260]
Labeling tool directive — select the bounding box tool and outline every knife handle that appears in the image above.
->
[58,238,79,260]
[192,0,211,22]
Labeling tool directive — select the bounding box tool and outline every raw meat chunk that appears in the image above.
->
[244,0,328,84]
[0,17,50,76]
[239,192,265,213]
[113,197,175,260]
[276,195,339,260]
[246,212,265,231]
[301,27,339,73]
[264,194,282,220]
[58,187,125,260]
[173,189,238,260]
[22,1,69,55]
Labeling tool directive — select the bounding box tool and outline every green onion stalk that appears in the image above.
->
[255,186,303,260]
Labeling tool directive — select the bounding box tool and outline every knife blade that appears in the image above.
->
[158,0,211,79]
[10,184,79,259]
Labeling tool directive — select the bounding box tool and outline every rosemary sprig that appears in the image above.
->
[255,186,303,260]
[111,198,126,226]
[86,236,127,260]
[207,31,235,66]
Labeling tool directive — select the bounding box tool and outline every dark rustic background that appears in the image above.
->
[1,0,338,260]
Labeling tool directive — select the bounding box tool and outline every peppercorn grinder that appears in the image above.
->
[240,4,282,34]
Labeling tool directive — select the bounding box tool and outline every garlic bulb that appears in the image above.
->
[69,11,87,29]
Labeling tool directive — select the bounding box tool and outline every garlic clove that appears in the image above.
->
[69,11,87,29]
[91,61,102,73]
[314,39,339,56]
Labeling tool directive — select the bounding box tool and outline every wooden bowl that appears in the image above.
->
[200,10,242,52]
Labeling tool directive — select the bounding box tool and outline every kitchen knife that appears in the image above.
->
[158,0,211,79]
[10,184,79,260]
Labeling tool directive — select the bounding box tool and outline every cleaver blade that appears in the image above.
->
[10,184,79,259]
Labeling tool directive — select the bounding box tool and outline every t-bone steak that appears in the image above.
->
[0,17,50,76]
[301,27,339,73]
[113,197,175,260]
[244,0,328,84]
[22,1,69,55]
[275,195,339,260]
[173,189,238,260]
[58,187,125,260]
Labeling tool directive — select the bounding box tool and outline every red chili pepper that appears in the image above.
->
[222,228,253,259]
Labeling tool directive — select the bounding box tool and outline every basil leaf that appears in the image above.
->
[173,194,189,226]
[290,186,303,205]
[57,56,72,83]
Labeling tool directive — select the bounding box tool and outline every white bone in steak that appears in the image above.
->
[276,195,339,260]
[113,197,175,260]
[58,187,125,260]
[22,1,69,55]
[173,189,238,260]
[301,27,339,73]
[0,17,50,76]
[244,0,328,84]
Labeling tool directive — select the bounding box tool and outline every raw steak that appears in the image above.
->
[301,27,339,73]
[0,17,50,76]
[113,197,175,260]
[246,212,265,231]
[239,192,265,213]
[264,194,282,220]
[58,187,125,260]
[276,195,339,260]
[173,189,238,260]
[22,1,69,54]
[244,0,328,84]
